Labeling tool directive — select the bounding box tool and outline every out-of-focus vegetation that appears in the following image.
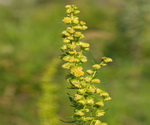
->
[38,58,60,125]
[0,0,150,125]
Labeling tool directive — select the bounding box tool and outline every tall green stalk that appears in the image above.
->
[61,5,112,125]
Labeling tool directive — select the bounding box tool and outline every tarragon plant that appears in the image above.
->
[60,5,113,125]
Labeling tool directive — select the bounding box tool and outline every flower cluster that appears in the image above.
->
[61,5,113,125]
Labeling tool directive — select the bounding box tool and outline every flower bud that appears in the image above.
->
[92,64,101,69]
[84,47,89,51]
[61,45,67,50]
[96,89,103,94]
[94,120,102,125]
[83,117,93,121]
[74,10,80,14]
[100,63,107,67]
[66,9,72,14]
[86,70,94,74]
[74,32,82,37]
[74,94,83,101]
[73,6,78,10]
[86,98,94,105]
[71,79,80,84]
[82,26,88,30]
[73,18,79,24]
[78,100,86,105]
[68,44,76,49]
[100,92,109,97]
[62,63,72,69]
[95,100,104,107]
[80,56,87,63]
[104,58,113,63]
[68,58,79,63]
[62,31,70,37]
[80,34,85,39]
[103,96,111,101]
[80,43,90,48]
[73,25,83,30]
[63,38,70,43]
[68,50,76,55]
[67,27,75,33]
[91,79,101,84]
[96,109,105,117]
[75,110,84,116]
[63,55,71,61]
[67,36,74,40]
[65,5,71,9]
[87,86,95,94]
[84,76,92,82]
[80,21,86,25]
[77,89,85,95]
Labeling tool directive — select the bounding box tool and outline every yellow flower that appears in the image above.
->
[74,32,82,37]
[101,57,113,63]
[78,100,86,105]
[67,27,75,33]
[91,79,101,84]
[104,58,113,63]
[86,98,94,105]
[73,18,79,24]
[94,120,102,125]
[68,50,76,55]
[69,58,79,63]
[74,10,80,14]
[61,45,67,50]
[67,36,74,40]
[68,44,76,49]
[84,76,92,82]
[100,92,109,97]
[86,70,94,74]
[65,5,71,9]
[103,96,111,101]
[95,100,104,107]
[96,110,105,117]
[80,21,86,25]
[66,9,72,14]
[74,94,83,101]
[87,86,95,94]
[62,63,71,69]
[75,110,85,116]
[63,17,71,24]
[92,64,101,69]
[80,43,90,48]
[82,25,88,30]
[63,38,70,43]
[80,56,87,63]
[71,67,84,77]
[96,89,103,94]
[73,25,83,30]
[101,123,108,125]
[77,89,85,95]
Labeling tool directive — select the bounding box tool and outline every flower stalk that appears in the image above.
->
[61,5,112,125]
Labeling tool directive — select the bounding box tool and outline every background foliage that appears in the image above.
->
[0,0,150,125]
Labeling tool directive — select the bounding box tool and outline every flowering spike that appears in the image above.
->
[61,5,113,125]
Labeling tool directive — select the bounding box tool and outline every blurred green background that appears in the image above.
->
[0,0,150,125]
